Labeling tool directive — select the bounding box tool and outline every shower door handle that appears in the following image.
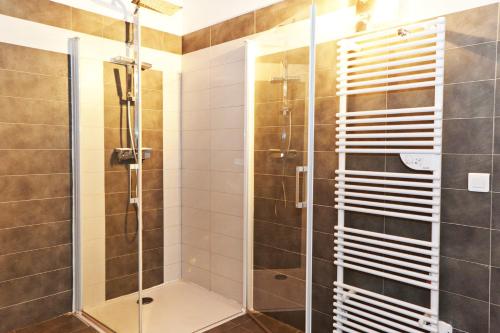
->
[295,166,308,209]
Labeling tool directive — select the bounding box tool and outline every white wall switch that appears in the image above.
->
[468,173,490,192]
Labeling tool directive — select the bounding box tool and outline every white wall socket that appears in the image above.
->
[468,173,490,193]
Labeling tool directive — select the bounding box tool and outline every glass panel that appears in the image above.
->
[251,5,313,332]
[77,41,140,333]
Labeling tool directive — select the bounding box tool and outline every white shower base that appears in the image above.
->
[85,280,244,333]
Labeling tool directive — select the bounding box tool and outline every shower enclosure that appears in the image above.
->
[71,2,317,333]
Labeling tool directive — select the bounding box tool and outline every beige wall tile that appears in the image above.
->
[211,273,243,303]
[182,188,210,210]
[182,68,210,92]
[210,171,244,195]
[182,130,211,150]
[210,61,245,87]
[211,254,243,283]
[210,192,243,217]
[182,170,210,191]
[182,150,210,170]
[211,129,244,151]
[211,233,243,261]
[209,83,244,109]
[182,244,210,270]
[182,207,211,231]
[182,263,210,289]
[211,213,243,239]
[210,106,244,129]
[182,110,211,131]
[210,150,244,173]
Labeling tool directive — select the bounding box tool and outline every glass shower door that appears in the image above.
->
[72,37,142,333]
[249,4,316,332]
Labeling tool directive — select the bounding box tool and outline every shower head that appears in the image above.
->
[131,0,181,15]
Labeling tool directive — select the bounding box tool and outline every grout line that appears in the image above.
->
[0,243,71,258]
[441,289,490,305]
[0,172,71,178]
[104,268,165,286]
[0,266,71,285]
[445,40,498,51]
[0,219,71,231]
[0,289,71,311]
[105,246,165,261]
[440,255,490,268]
[0,67,69,79]
[0,149,70,151]
[0,121,70,127]
[0,195,71,205]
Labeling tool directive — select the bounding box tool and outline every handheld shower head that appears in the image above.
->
[132,0,181,15]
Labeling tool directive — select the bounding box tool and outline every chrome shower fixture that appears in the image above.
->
[132,0,181,15]
[270,76,301,83]
[114,147,153,162]
[111,56,153,71]
[111,56,134,66]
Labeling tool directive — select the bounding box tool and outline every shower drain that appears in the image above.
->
[137,297,154,305]
[274,274,288,281]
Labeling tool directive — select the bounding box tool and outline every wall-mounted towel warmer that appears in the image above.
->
[334,17,452,333]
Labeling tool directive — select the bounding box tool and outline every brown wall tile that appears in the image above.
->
[0,221,71,256]
[143,129,163,149]
[102,16,131,43]
[183,27,211,54]
[0,244,71,282]
[0,267,71,308]
[0,0,71,30]
[0,43,69,77]
[142,88,163,110]
[0,197,71,229]
[71,8,103,37]
[143,110,163,130]
[255,0,309,33]
[0,174,70,202]
[0,291,72,333]
[0,123,70,149]
[0,150,70,176]
[0,97,69,126]
[142,69,163,91]
[164,32,183,55]
[142,27,181,54]
[0,43,72,331]
[211,12,255,46]
[0,70,69,102]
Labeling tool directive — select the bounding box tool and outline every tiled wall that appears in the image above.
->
[103,62,165,300]
[440,4,499,333]
[180,40,246,303]
[0,42,72,333]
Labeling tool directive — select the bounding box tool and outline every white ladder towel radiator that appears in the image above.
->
[334,17,452,333]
